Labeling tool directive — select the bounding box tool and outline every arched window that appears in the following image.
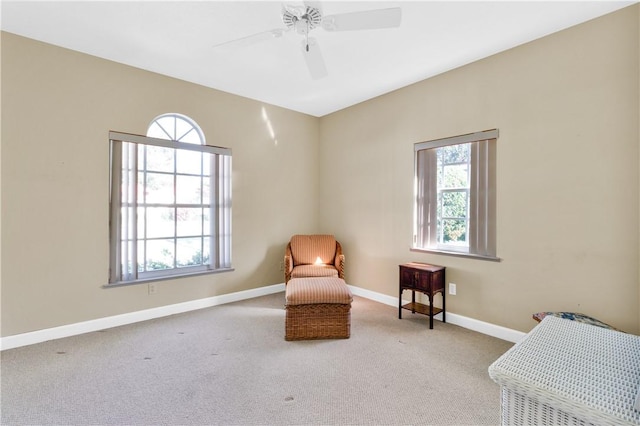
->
[108,114,232,285]
[147,113,206,145]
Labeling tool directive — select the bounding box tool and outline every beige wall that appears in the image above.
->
[320,5,640,334]
[637,3,640,337]
[1,32,320,337]
[2,4,639,338]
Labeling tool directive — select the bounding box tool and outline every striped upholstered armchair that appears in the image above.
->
[284,235,345,284]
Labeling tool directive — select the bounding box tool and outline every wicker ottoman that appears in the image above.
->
[285,277,353,341]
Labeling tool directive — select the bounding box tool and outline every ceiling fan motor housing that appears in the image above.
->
[282,6,322,34]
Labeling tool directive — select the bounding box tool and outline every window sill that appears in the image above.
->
[104,267,235,288]
[410,247,501,262]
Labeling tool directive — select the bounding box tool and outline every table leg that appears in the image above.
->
[442,290,446,323]
[429,293,434,329]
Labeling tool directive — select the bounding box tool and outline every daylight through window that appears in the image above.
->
[108,114,232,285]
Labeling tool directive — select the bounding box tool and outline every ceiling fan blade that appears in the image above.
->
[283,2,306,17]
[213,28,285,50]
[301,37,328,80]
[322,7,401,32]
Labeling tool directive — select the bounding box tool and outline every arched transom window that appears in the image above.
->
[147,113,206,145]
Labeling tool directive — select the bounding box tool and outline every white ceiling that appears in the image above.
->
[1,1,635,117]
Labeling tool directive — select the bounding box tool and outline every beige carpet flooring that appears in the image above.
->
[1,292,513,425]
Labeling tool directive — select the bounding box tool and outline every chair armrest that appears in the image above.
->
[335,242,345,280]
[284,243,293,283]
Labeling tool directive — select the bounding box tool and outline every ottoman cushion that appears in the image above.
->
[286,277,352,305]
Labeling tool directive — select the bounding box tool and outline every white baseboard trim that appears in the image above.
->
[445,312,525,343]
[0,283,285,351]
[1,282,524,350]
[348,285,526,343]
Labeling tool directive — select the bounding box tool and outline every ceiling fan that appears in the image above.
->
[214,2,402,79]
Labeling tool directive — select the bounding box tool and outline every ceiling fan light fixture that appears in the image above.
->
[294,20,307,35]
[283,6,322,34]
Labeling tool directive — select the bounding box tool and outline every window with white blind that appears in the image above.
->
[108,114,232,285]
[413,129,498,261]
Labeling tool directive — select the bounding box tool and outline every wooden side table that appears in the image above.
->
[398,262,446,329]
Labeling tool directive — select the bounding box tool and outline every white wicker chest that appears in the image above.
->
[489,316,640,425]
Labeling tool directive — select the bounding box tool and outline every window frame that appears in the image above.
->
[108,130,233,286]
[412,129,499,262]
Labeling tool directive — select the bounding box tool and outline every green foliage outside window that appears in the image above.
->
[437,144,470,245]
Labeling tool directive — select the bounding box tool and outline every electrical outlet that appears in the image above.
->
[449,283,457,295]
[279,261,284,271]
[148,283,158,295]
